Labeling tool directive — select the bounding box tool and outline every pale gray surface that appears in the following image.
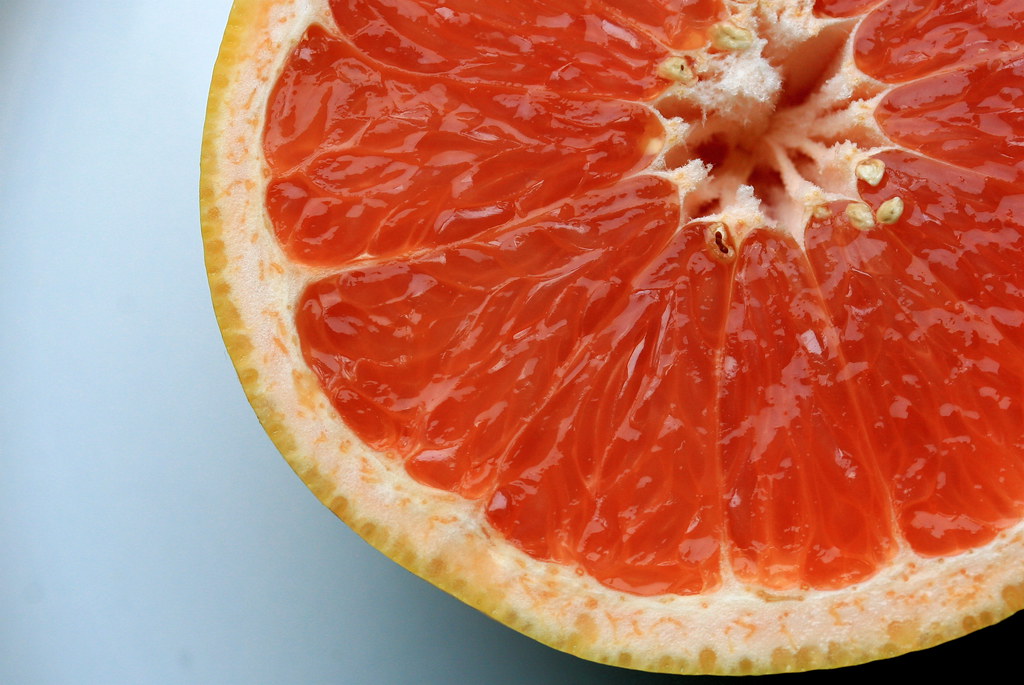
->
[0,2,686,683]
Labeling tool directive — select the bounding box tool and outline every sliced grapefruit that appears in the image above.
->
[201,0,1024,674]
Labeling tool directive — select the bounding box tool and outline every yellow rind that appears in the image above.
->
[201,0,1024,675]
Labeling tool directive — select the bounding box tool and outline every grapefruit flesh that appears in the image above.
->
[269,0,1024,589]
[203,0,1024,674]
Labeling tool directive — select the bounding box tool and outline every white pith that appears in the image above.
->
[202,0,1024,674]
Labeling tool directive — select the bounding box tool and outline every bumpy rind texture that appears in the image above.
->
[201,0,1024,674]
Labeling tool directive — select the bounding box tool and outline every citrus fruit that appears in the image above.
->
[201,0,1024,674]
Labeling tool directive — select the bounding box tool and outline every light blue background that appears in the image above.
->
[1,2,1019,683]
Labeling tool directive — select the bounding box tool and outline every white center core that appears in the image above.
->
[645,0,892,248]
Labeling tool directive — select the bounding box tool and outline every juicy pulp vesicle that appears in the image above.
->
[265,0,1024,595]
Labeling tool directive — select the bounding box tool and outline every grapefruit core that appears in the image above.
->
[201,0,1024,674]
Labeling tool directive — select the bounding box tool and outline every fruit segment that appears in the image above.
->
[328,0,673,98]
[874,54,1024,184]
[265,27,660,265]
[719,231,895,589]
[296,177,681,493]
[855,0,1024,83]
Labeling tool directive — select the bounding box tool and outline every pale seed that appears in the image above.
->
[657,56,696,85]
[845,202,875,230]
[875,197,905,224]
[855,159,886,186]
[710,23,754,51]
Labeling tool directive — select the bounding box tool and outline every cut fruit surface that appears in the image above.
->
[202,0,1024,675]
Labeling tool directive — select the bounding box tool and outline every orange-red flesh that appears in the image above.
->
[263,0,1024,595]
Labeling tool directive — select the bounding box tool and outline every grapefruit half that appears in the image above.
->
[201,0,1024,674]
